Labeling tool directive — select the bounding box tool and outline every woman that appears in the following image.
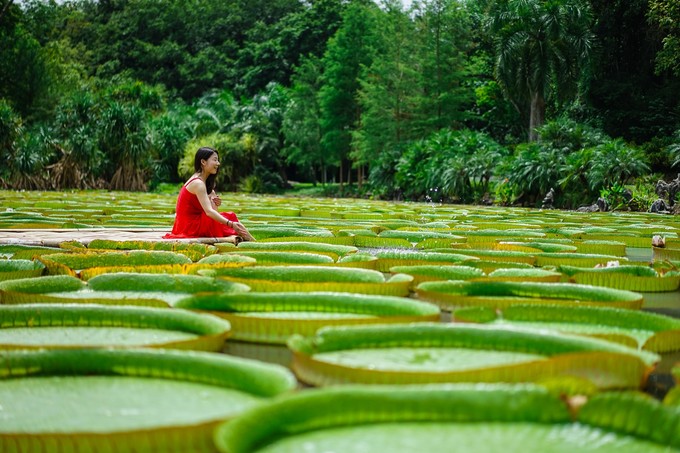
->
[163,147,255,241]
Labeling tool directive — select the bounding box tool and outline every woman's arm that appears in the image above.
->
[187,180,232,226]
[186,180,252,237]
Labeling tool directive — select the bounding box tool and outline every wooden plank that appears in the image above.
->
[0,229,238,247]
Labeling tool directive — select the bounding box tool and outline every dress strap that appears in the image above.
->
[183,176,203,188]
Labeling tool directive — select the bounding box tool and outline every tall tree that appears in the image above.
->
[352,0,419,184]
[649,0,680,76]
[490,0,594,141]
[318,1,378,187]
[413,0,472,132]
[282,56,325,184]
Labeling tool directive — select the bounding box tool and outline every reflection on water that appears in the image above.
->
[642,291,680,315]
[223,341,293,369]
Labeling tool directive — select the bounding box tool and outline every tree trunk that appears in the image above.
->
[529,91,545,142]
[339,159,344,192]
[346,160,352,186]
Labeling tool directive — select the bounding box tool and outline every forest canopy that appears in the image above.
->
[1,0,679,210]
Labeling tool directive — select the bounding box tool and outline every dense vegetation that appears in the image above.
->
[1,0,679,209]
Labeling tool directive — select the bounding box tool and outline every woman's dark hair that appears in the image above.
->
[194,147,218,194]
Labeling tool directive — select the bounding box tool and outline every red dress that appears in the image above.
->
[163,177,240,238]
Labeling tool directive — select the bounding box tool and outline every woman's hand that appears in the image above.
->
[209,191,222,207]
[230,221,255,241]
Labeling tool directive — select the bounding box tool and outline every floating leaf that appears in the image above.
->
[374,250,477,272]
[229,241,358,259]
[88,272,250,294]
[452,304,680,352]
[39,250,192,275]
[416,281,644,310]
[389,265,484,286]
[484,268,562,283]
[178,292,440,344]
[288,323,657,388]
[201,266,412,296]
[0,304,231,351]
[221,251,334,265]
[0,259,44,281]
[215,385,679,453]
[0,348,296,452]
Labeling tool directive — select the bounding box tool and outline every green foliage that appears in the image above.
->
[648,0,680,76]
[282,56,324,183]
[490,0,595,140]
[148,113,190,189]
[669,129,680,169]
[0,99,22,184]
[0,23,52,118]
[506,143,565,206]
[587,139,650,192]
[319,2,380,185]
[393,128,507,202]
[0,0,677,204]
[179,133,254,191]
[599,183,630,211]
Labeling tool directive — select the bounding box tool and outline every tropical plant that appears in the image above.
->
[648,0,680,76]
[599,183,630,211]
[46,91,103,189]
[99,101,151,191]
[0,99,22,185]
[490,0,595,141]
[192,89,238,137]
[587,139,649,192]
[352,0,421,185]
[505,142,565,206]
[669,129,680,169]
[233,82,289,192]
[148,113,190,189]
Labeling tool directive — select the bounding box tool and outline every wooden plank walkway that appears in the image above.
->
[0,229,239,247]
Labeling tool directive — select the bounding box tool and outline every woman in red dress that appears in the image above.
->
[164,147,255,241]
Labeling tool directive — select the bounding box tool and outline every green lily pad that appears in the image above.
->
[288,323,658,388]
[0,304,231,350]
[416,281,644,310]
[452,304,680,352]
[0,259,44,281]
[0,348,296,452]
[214,385,680,453]
[177,292,440,344]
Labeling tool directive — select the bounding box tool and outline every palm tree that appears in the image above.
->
[491,0,594,141]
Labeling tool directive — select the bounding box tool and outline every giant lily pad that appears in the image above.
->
[177,292,440,344]
[0,259,44,281]
[223,241,358,259]
[416,281,644,310]
[39,250,192,276]
[288,323,658,388]
[200,266,412,296]
[389,265,484,286]
[214,385,680,453]
[452,304,680,352]
[0,304,231,351]
[373,250,477,272]
[559,264,680,292]
[0,348,296,452]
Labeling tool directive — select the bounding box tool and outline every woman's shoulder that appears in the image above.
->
[184,176,205,194]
